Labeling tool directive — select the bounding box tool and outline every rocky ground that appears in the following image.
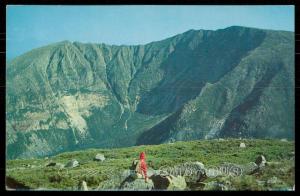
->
[6,139,295,191]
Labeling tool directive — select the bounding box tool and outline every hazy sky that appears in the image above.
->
[7,5,294,60]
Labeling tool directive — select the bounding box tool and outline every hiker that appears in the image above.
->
[136,152,148,183]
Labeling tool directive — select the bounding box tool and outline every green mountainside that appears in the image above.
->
[6,26,294,159]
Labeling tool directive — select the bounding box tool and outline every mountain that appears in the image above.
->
[6,26,295,159]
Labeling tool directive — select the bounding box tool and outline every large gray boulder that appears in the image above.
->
[81,181,88,191]
[242,162,260,175]
[240,143,246,148]
[255,155,267,167]
[151,174,186,190]
[120,178,154,190]
[94,153,105,162]
[203,181,228,190]
[159,162,206,183]
[46,162,56,167]
[205,168,223,178]
[56,163,65,169]
[46,162,65,169]
[219,162,260,176]
[218,162,243,176]
[65,159,79,168]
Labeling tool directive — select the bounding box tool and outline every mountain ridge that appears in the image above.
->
[6,26,294,159]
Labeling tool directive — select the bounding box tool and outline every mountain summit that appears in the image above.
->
[6,26,294,159]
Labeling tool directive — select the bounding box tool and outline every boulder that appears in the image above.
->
[205,168,223,178]
[256,180,266,186]
[130,160,139,170]
[121,169,135,180]
[65,160,79,168]
[120,178,154,190]
[219,162,243,176]
[46,162,65,169]
[267,176,280,185]
[265,161,281,167]
[280,138,288,142]
[168,138,175,144]
[240,143,246,148]
[122,167,158,183]
[56,163,65,169]
[151,174,186,190]
[203,181,228,190]
[161,162,206,183]
[81,181,88,191]
[46,162,57,167]
[255,155,267,167]
[147,167,158,178]
[94,153,105,162]
[242,162,260,175]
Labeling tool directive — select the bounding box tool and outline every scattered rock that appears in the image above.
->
[205,168,223,178]
[65,160,79,168]
[151,174,186,190]
[121,169,135,180]
[219,162,243,176]
[203,181,228,190]
[6,176,31,190]
[255,155,267,167]
[266,161,281,166]
[163,162,206,183]
[165,175,187,190]
[243,162,260,175]
[46,162,57,167]
[240,143,246,148]
[187,182,206,190]
[130,160,139,171]
[56,163,65,169]
[168,138,175,144]
[120,178,154,190]
[288,151,295,160]
[256,180,265,186]
[194,162,205,169]
[46,162,64,169]
[267,176,279,185]
[94,153,105,162]
[147,167,159,178]
[81,181,88,191]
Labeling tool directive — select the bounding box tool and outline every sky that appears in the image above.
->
[6,5,294,60]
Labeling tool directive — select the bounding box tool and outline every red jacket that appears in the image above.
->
[139,152,147,179]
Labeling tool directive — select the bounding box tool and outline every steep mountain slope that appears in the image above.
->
[6,26,294,159]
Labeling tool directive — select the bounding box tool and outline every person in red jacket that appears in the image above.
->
[137,152,148,182]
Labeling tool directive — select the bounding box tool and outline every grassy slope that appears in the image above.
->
[6,139,294,190]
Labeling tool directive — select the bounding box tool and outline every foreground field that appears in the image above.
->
[6,139,295,191]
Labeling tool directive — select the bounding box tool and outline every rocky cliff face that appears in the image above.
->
[6,26,294,159]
